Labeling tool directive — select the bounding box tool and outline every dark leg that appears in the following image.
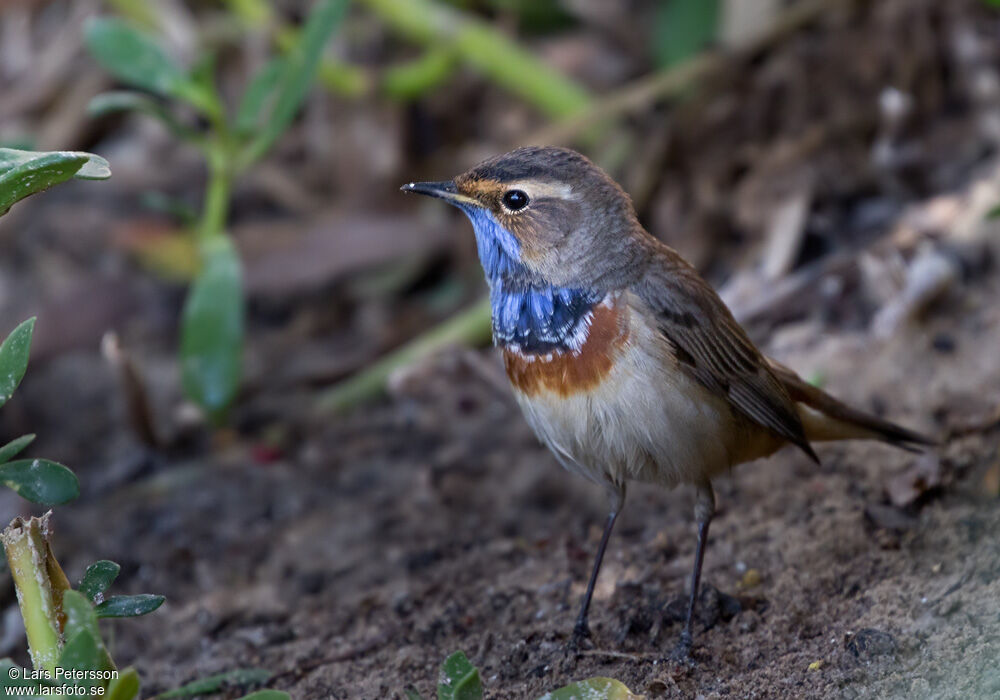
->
[570,485,625,649]
[673,482,716,661]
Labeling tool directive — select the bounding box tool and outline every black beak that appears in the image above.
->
[400,180,477,206]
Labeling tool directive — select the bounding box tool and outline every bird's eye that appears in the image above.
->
[502,189,529,211]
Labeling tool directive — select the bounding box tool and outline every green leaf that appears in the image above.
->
[0,317,34,407]
[986,202,1000,219]
[88,91,203,143]
[437,651,482,700]
[189,52,219,97]
[60,590,102,644]
[0,151,110,216]
[95,594,165,618]
[237,692,290,700]
[241,0,348,166]
[0,434,35,463]
[58,591,114,691]
[154,669,272,699]
[105,667,141,700]
[84,18,184,94]
[59,633,107,691]
[78,560,121,603]
[235,58,285,136]
[652,0,719,68]
[538,678,643,700]
[0,149,110,181]
[403,687,424,700]
[180,236,244,417]
[84,18,220,118]
[0,459,79,505]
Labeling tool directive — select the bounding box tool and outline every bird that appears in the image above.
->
[401,145,933,660]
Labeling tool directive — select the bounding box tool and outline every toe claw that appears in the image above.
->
[567,622,591,653]
[667,632,695,666]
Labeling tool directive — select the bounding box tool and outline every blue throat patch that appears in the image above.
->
[459,206,600,353]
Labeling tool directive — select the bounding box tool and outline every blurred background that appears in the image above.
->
[1,1,999,698]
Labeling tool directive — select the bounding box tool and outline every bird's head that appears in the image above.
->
[402,146,646,290]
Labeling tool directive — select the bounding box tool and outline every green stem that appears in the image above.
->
[382,47,457,100]
[318,57,371,97]
[2,515,62,673]
[199,152,231,242]
[316,297,493,413]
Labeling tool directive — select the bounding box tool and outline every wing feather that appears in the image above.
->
[633,253,819,463]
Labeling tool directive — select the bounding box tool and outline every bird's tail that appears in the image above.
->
[769,361,935,452]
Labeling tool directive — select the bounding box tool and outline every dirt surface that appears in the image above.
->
[4,264,994,700]
[2,1,1000,698]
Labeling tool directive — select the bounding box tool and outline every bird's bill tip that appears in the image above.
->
[400,180,456,195]
[399,180,476,205]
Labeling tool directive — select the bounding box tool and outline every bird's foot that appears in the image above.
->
[667,631,695,667]
[566,621,591,654]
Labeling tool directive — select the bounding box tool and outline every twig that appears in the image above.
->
[102,332,161,449]
[577,649,660,662]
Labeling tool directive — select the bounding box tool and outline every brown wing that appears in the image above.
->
[633,252,819,463]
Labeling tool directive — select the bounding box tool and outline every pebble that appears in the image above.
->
[846,628,898,659]
[740,568,762,588]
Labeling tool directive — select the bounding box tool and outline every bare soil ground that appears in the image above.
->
[13,264,996,700]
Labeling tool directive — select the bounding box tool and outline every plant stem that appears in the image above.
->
[199,152,231,242]
[381,48,457,100]
[316,297,493,413]
[2,514,64,673]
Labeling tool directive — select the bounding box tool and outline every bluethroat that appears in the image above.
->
[402,146,932,660]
